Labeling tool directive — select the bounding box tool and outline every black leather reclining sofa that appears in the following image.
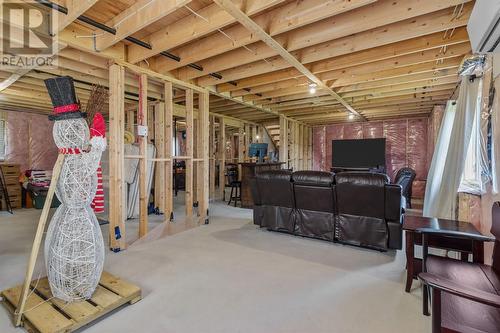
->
[252,170,404,251]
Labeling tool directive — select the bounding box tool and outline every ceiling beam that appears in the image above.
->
[154,0,376,73]
[213,0,364,120]
[56,0,100,32]
[197,3,472,86]
[127,0,286,64]
[95,0,192,51]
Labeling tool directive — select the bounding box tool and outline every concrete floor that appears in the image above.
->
[0,199,430,333]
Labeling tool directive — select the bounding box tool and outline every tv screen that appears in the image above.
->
[332,138,386,169]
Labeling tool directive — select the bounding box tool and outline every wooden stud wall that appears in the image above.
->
[108,64,126,251]
[278,115,312,171]
[138,74,148,238]
[219,117,226,199]
[199,91,210,219]
[164,82,173,220]
[210,115,216,199]
[185,89,194,217]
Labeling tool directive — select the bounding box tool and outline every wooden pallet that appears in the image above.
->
[1,271,141,333]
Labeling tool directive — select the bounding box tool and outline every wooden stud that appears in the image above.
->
[210,115,216,198]
[154,102,165,212]
[238,127,245,162]
[164,82,173,220]
[294,122,300,170]
[127,109,135,135]
[138,73,148,237]
[244,124,250,160]
[185,89,194,217]
[279,115,288,168]
[108,64,126,251]
[199,91,210,219]
[219,117,226,199]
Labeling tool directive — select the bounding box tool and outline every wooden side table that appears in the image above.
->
[403,215,490,292]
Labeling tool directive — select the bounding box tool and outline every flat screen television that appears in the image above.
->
[332,138,386,169]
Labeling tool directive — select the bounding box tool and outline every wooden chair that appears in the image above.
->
[419,202,500,333]
[225,165,241,207]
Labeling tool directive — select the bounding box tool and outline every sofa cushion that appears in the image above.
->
[295,209,334,241]
[335,171,389,186]
[257,170,294,208]
[336,214,388,250]
[292,171,334,187]
[335,173,386,219]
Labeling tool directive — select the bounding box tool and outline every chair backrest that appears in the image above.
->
[394,167,416,197]
[257,170,294,208]
[226,165,238,184]
[292,171,335,213]
[491,202,500,271]
[335,172,388,219]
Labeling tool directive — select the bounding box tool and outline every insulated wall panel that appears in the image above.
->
[313,126,326,171]
[313,117,429,199]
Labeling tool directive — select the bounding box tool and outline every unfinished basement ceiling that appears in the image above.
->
[0,0,472,125]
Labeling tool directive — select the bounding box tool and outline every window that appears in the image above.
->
[458,79,489,195]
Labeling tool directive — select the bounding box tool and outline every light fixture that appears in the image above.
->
[256,134,260,140]
[348,113,355,120]
[308,83,317,94]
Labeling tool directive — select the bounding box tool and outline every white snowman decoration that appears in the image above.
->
[44,76,106,302]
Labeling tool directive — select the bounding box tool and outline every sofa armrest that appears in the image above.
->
[419,272,500,308]
[418,227,495,242]
[385,184,403,221]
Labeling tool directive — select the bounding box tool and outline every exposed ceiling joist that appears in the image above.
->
[197,2,472,87]
[154,0,377,73]
[55,0,100,32]
[127,0,286,64]
[95,0,192,50]
[212,0,365,120]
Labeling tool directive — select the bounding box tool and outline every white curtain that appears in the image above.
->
[423,77,481,219]
[492,77,500,194]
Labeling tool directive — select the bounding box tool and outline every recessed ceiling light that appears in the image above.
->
[308,83,317,94]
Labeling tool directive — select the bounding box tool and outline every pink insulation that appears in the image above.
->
[312,117,430,199]
[384,120,407,181]
[5,113,29,171]
[5,112,57,172]
[343,123,363,139]
[407,118,428,181]
[326,124,344,171]
[312,126,326,171]
[30,114,57,170]
[362,122,383,138]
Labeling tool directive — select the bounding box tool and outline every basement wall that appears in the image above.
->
[312,117,429,198]
[4,111,57,171]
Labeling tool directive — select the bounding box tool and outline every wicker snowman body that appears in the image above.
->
[43,77,105,302]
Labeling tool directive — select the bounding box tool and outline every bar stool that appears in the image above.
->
[226,168,241,207]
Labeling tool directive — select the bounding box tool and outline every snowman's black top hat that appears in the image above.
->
[44,76,86,121]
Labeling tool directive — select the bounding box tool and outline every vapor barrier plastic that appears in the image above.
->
[5,113,29,171]
[384,120,407,181]
[313,118,429,198]
[5,112,57,171]
[30,114,58,170]
[313,126,326,171]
